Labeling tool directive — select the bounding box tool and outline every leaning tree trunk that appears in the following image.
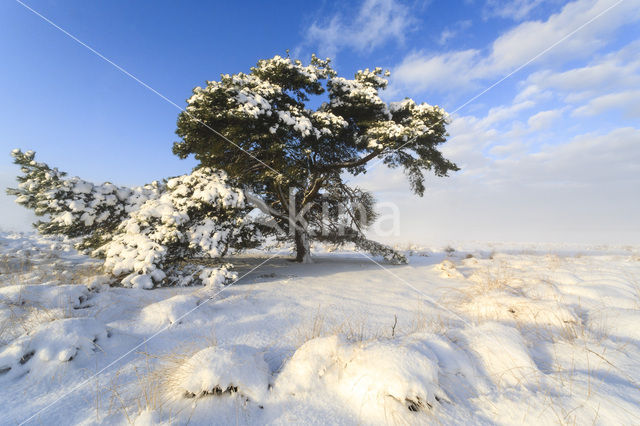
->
[294,228,312,263]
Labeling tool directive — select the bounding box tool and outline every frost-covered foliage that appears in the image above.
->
[8,149,160,252]
[174,54,458,262]
[97,167,259,288]
[7,151,259,288]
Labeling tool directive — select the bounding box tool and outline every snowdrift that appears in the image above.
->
[276,334,445,420]
[170,345,270,402]
[0,317,108,379]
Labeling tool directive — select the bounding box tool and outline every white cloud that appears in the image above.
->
[483,0,554,21]
[483,0,638,73]
[392,0,640,94]
[423,99,538,172]
[573,90,640,118]
[527,109,563,131]
[496,127,640,186]
[303,0,415,59]
[375,0,640,244]
[438,28,456,46]
[514,84,553,102]
[359,126,640,244]
[392,49,480,93]
[483,100,535,127]
[445,109,639,190]
[521,41,640,103]
[441,116,497,170]
[512,41,640,119]
[438,20,472,45]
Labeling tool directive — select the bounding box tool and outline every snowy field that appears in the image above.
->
[1,232,640,425]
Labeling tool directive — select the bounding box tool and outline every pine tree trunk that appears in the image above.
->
[294,228,312,263]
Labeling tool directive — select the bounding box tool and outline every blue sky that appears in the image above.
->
[1,0,639,244]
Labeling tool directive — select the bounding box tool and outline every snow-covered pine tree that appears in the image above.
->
[7,150,259,288]
[173,54,459,263]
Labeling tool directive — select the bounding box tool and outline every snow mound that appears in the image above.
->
[170,345,270,402]
[276,335,443,418]
[587,308,640,342]
[435,260,464,279]
[0,284,93,344]
[0,283,90,310]
[462,291,578,331]
[133,409,171,426]
[0,317,108,378]
[141,294,201,326]
[462,322,539,388]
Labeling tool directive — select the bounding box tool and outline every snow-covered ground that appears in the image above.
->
[1,232,640,425]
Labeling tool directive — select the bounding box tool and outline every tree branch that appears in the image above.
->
[301,176,325,207]
[320,148,383,171]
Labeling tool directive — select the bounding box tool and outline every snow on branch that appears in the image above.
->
[8,150,259,288]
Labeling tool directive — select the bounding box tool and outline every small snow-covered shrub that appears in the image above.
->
[276,334,443,419]
[8,150,260,288]
[169,345,270,402]
[140,294,205,327]
[0,317,108,378]
[436,259,465,279]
